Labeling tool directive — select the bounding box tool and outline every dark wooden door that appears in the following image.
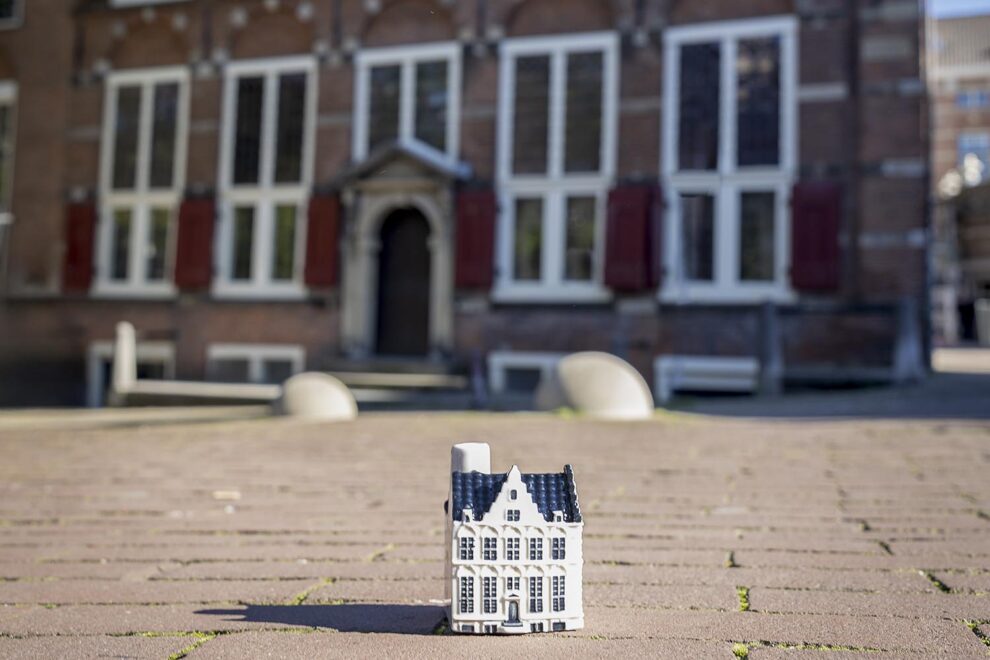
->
[376,209,431,356]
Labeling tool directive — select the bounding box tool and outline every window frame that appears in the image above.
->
[206,343,305,384]
[0,80,17,217]
[661,16,798,304]
[495,31,619,303]
[353,41,461,163]
[95,67,189,298]
[216,56,318,299]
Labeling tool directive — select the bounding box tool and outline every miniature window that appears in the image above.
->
[510,490,518,500]
[529,537,543,561]
[663,17,796,303]
[506,576,520,592]
[506,538,520,561]
[218,58,315,298]
[483,576,498,614]
[528,576,543,613]
[506,509,520,522]
[458,537,475,561]
[552,575,566,611]
[355,43,460,161]
[459,576,474,613]
[483,537,497,561]
[496,33,617,303]
[552,537,566,560]
[530,622,544,633]
[98,69,188,296]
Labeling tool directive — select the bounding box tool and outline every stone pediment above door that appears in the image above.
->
[336,139,472,191]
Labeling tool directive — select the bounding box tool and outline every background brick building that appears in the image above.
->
[0,0,929,407]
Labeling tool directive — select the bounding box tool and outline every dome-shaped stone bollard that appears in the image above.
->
[276,372,358,421]
[535,352,654,420]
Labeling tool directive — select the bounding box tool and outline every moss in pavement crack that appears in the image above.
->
[288,577,336,605]
[736,586,751,612]
[167,632,217,660]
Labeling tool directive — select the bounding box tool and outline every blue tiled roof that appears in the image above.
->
[450,467,582,523]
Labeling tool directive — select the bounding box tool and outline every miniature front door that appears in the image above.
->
[507,601,519,624]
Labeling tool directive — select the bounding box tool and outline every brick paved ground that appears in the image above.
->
[1,409,989,659]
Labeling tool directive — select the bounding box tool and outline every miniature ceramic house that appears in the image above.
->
[444,443,584,634]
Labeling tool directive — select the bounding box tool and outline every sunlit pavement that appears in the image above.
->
[1,400,989,658]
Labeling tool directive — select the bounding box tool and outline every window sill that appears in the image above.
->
[491,285,613,305]
[211,282,308,301]
[91,283,177,300]
[659,284,796,306]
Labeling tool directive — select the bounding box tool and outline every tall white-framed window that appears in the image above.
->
[97,67,189,297]
[353,42,461,162]
[0,81,16,213]
[86,341,175,408]
[496,32,619,303]
[217,56,317,299]
[0,0,22,29]
[206,343,305,384]
[662,16,797,304]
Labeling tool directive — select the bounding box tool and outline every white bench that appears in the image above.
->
[654,355,760,403]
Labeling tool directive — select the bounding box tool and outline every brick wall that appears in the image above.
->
[0,0,929,405]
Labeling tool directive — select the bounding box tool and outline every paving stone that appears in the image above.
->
[192,631,732,659]
[0,579,306,605]
[750,587,990,619]
[0,633,194,660]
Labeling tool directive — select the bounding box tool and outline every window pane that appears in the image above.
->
[0,0,15,20]
[415,60,448,152]
[210,358,250,383]
[231,206,254,281]
[739,192,775,281]
[110,209,132,281]
[112,86,141,190]
[505,367,542,393]
[368,64,401,152]
[564,196,596,281]
[0,104,13,210]
[274,73,307,184]
[565,51,603,173]
[681,194,714,282]
[233,76,264,185]
[737,37,781,167]
[145,207,170,282]
[136,361,166,381]
[149,82,179,188]
[262,359,294,384]
[513,198,543,281]
[513,55,551,175]
[678,43,720,171]
[272,204,296,281]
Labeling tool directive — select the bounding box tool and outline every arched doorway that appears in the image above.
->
[375,209,432,356]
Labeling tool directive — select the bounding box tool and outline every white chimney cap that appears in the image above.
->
[451,443,491,474]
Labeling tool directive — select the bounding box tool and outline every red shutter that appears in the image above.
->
[304,193,341,288]
[455,187,497,289]
[790,181,842,292]
[62,201,97,293]
[604,183,662,292]
[174,196,215,291]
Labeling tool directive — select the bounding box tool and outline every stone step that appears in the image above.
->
[331,371,469,390]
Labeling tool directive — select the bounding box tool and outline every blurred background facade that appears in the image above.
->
[0,0,930,407]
